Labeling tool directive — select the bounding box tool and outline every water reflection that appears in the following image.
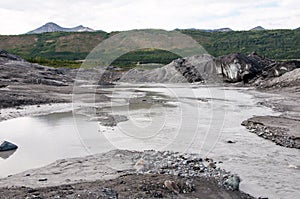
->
[0,149,17,159]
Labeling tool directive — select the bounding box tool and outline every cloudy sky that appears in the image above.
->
[0,0,299,35]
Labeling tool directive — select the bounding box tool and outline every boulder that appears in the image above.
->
[0,140,18,151]
[225,175,241,190]
[215,52,274,83]
[215,52,300,84]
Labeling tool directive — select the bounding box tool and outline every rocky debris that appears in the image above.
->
[119,51,299,86]
[241,117,300,149]
[0,51,131,110]
[119,64,188,83]
[131,150,241,191]
[164,180,179,194]
[0,150,253,199]
[119,54,219,83]
[98,80,115,87]
[0,50,122,109]
[0,49,23,61]
[0,89,68,109]
[0,61,74,86]
[215,52,300,88]
[171,58,204,83]
[225,175,241,191]
[0,140,18,152]
[101,188,119,199]
[256,68,300,89]
[0,51,75,108]
[261,60,300,78]
[215,52,274,83]
[0,174,253,199]
[91,112,128,127]
[99,66,123,83]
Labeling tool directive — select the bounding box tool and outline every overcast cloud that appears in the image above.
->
[0,0,299,35]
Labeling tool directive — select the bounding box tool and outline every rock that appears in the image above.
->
[134,158,145,172]
[257,68,300,89]
[287,164,298,169]
[185,179,195,192]
[164,180,179,194]
[215,52,273,83]
[0,84,8,88]
[0,141,18,151]
[225,175,240,190]
[152,191,163,197]
[207,162,217,169]
[242,116,300,149]
[98,80,115,87]
[27,188,38,193]
[0,49,23,61]
[226,140,236,144]
[102,188,118,199]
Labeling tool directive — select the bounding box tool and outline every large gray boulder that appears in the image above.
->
[0,141,18,151]
[215,52,274,83]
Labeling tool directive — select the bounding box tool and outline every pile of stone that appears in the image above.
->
[132,150,241,191]
[241,120,300,149]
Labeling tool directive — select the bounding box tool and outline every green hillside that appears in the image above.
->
[0,29,299,68]
[0,31,108,60]
[111,48,181,68]
[180,29,300,59]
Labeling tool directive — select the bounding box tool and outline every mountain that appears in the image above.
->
[210,28,233,32]
[250,26,265,31]
[296,27,300,30]
[28,22,95,34]
[0,29,299,62]
[182,28,233,32]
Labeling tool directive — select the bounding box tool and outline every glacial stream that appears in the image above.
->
[0,84,299,199]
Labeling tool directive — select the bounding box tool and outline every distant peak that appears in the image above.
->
[250,26,265,31]
[46,22,57,25]
[44,22,60,26]
[27,22,95,34]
